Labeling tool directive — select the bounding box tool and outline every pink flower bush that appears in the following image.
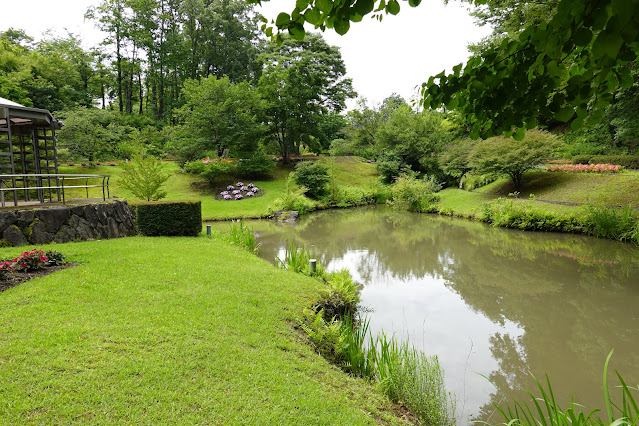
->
[546,163,624,173]
[11,249,49,272]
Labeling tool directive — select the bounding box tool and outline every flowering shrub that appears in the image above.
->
[218,182,261,201]
[0,261,13,280]
[546,163,624,173]
[12,249,50,272]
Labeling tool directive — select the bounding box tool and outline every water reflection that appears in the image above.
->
[206,206,639,424]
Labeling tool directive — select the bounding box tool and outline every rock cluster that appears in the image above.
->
[0,201,137,246]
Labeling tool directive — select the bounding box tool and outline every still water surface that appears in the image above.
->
[208,206,639,423]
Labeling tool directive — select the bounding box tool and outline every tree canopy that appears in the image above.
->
[257,0,639,139]
[258,33,355,162]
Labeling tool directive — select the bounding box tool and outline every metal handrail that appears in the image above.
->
[0,173,111,207]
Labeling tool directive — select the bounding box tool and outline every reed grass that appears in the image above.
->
[584,204,637,242]
[223,220,259,253]
[479,350,639,425]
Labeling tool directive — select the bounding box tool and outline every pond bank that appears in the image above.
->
[435,188,639,244]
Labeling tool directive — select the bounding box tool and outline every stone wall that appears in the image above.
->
[0,201,138,246]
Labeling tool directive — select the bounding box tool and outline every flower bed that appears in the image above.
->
[0,249,69,293]
[546,163,624,173]
[218,182,262,201]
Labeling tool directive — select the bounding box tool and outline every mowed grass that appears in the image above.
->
[58,156,380,221]
[0,236,406,424]
[476,170,639,207]
[437,186,611,219]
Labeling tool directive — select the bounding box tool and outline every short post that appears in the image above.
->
[309,259,317,274]
[206,225,212,237]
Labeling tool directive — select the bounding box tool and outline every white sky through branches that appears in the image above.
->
[3,0,491,108]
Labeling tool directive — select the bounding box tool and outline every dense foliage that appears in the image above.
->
[262,0,639,142]
[131,200,202,236]
[293,161,331,198]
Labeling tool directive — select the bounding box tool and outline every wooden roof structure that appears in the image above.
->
[0,97,62,204]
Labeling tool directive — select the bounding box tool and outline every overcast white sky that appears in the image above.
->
[2,0,491,108]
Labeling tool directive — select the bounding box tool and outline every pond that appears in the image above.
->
[207,206,639,424]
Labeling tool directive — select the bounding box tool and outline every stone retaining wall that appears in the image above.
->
[0,201,137,246]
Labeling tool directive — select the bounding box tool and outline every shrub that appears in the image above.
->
[299,308,344,362]
[0,261,13,280]
[376,156,402,184]
[326,186,375,208]
[45,250,66,266]
[294,161,330,198]
[219,182,261,201]
[120,155,170,201]
[184,159,234,184]
[12,249,49,272]
[589,155,639,169]
[571,155,593,164]
[547,163,624,173]
[480,198,581,232]
[233,152,275,178]
[390,174,441,212]
[131,200,202,236]
[316,269,361,321]
[461,172,500,190]
[271,174,316,215]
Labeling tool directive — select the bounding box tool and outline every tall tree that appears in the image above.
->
[258,34,355,162]
[172,76,264,163]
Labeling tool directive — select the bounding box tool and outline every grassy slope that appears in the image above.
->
[476,170,639,206]
[59,157,379,222]
[439,170,639,219]
[0,237,405,425]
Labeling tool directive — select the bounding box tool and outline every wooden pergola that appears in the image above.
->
[0,97,61,205]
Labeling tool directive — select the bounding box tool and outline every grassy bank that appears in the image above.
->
[0,236,406,424]
[58,156,380,221]
[475,170,639,207]
[437,173,639,243]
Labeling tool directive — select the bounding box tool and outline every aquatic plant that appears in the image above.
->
[224,220,259,254]
[479,351,638,425]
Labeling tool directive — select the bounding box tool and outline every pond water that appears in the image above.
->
[207,206,639,424]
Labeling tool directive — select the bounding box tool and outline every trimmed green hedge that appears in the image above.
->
[572,155,639,169]
[571,155,593,165]
[131,200,202,236]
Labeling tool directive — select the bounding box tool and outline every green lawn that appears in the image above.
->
[58,156,380,221]
[0,236,405,424]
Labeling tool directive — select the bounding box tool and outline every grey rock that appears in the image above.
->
[15,210,34,228]
[54,225,77,243]
[273,210,299,222]
[0,211,17,234]
[28,220,52,245]
[36,207,70,234]
[3,225,26,246]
